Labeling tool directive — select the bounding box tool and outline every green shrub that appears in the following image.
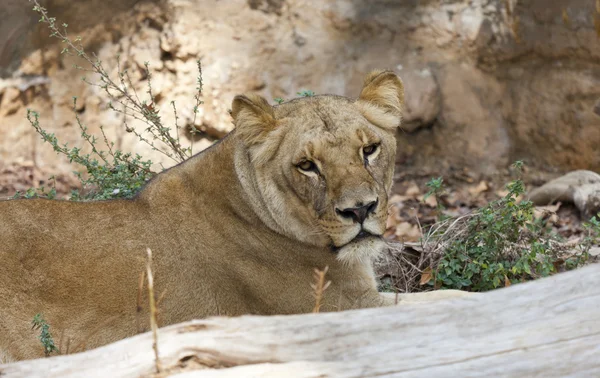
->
[423,162,594,291]
[23,103,155,200]
[31,314,59,357]
[423,176,446,220]
[18,1,204,201]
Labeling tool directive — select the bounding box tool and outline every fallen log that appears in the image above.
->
[2,264,599,378]
[528,170,600,219]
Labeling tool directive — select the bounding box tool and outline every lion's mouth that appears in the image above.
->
[330,230,382,252]
[354,230,373,241]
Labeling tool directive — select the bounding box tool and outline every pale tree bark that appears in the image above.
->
[2,264,599,378]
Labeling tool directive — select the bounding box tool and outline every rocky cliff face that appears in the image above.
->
[1,0,599,195]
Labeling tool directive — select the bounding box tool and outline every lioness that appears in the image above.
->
[0,71,464,362]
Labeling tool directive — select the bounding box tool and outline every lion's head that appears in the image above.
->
[232,70,404,264]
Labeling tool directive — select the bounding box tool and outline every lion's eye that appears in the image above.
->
[363,144,379,157]
[297,160,318,173]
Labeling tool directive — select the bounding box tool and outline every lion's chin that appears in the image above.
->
[335,235,386,266]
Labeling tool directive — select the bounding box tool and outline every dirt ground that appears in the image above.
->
[388,165,586,244]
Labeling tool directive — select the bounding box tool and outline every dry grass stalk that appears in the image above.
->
[56,328,70,356]
[156,289,168,326]
[311,266,331,313]
[64,337,71,356]
[382,241,425,294]
[57,329,65,355]
[503,0,512,16]
[146,248,161,373]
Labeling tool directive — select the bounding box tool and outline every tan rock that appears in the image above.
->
[401,69,441,133]
[0,86,21,117]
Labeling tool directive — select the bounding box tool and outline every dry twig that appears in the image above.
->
[146,248,161,373]
[311,266,331,313]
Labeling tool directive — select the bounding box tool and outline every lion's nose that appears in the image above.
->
[335,199,378,224]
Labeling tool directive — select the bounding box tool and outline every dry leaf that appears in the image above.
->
[383,229,396,239]
[548,213,559,224]
[386,205,402,229]
[394,222,422,242]
[420,194,438,208]
[419,267,433,285]
[404,183,421,197]
[533,202,562,220]
[468,181,489,196]
[504,275,511,287]
[386,215,397,230]
[389,194,410,204]
[564,237,582,247]
[495,189,510,198]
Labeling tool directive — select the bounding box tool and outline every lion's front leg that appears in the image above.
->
[379,290,477,306]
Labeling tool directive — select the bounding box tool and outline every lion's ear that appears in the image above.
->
[231,94,276,145]
[356,70,405,130]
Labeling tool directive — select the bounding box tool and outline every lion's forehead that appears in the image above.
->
[292,128,369,162]
[276,96,387,161]
[277,96,364,130]
[300,124,379,152]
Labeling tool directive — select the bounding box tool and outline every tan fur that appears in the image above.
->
[356,70,405,130]
[0,71,406,361]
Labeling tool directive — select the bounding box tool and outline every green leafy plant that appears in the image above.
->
[31,314,59,357]
[424,177,444,200]
[26,101,155,200]
[423,176,446,220]
[13,182,57,200]
[297,90,315,97]
[422,161,590,291]
[20,1,204,201]
[582,213,600,246]
[274,97,285,104]
[578,213,600,265]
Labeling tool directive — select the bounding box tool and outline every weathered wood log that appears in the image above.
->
[528,170,600,219]
[2,264,599,378]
